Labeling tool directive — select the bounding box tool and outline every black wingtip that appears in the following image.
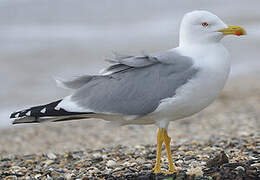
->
[10,112,18,119]
[10,110,28,119]
[9,100,63,120]
[10,113,14,119]
[9,99,95,125]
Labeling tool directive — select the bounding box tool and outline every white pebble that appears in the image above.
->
[35,174,42,179]
[106,160,117,167]
[47,153,57,160]
[43,160,54,167]
[200,161,207,166]
[186,167,204,177]
[235,166,245,171]
[92,153,102,158]
[65,173,73,180]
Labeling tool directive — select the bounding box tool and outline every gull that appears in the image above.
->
[10,10,246,174]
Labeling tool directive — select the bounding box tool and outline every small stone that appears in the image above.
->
[34,174,42,179]
[43,160,55,167]
[206,151,229,168]
[185,155,197,161]
[102,154,108,159]
[75,163,84,169]
[185,151,195,155]
[64,173,72,180]
[47,174,53,180]
[106,160,117,167]
[50,169,62,177]
[23,175,31,180]
[251,163,260,168]
[130,162,137,167]
[235,166,245,171]
[104,168,112,175]
[186,166,204,177]
[143,163,152,168]
[135,145,145,149]
[88,167,100,174]
[200,161,207,166]
[56,177,66,180]
[47,153,57,160]
[11,166,21,171]
[113,167,124,172]
[176,159,184,164]
[25,160,34,165]
[64,152,73,160]
[33,168,41,173]
[248,156,258,160]
[122,162,130,166]
[92,153,102,158]
[4,176,17,180]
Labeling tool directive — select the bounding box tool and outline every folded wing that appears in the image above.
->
[58,50,198,116]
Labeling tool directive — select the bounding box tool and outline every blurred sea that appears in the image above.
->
[1,0,260,127]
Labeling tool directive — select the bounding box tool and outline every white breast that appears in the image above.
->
[151,44,230,121]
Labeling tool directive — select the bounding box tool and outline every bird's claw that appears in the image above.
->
[167,166,177,173]
[163,168,177,174]
[153,165,162,174]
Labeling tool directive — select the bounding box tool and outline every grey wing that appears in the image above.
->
[55,75,98,90]
[68,50,198,115]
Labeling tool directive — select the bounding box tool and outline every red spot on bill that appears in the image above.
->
[235,31,243,36]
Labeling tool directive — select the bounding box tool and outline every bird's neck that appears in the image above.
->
[176,42,229,65]
[179,38,221,48]
[179,32,223,47]
[178,42,222,52]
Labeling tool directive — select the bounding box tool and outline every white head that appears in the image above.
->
[179,10,246,47]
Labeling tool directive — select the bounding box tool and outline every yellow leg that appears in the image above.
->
[153,128,164,173]
[163,130,177,173]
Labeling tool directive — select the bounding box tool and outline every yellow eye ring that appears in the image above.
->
[201,22,209,27]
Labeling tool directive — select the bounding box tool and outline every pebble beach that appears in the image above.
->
[0,74,259,179]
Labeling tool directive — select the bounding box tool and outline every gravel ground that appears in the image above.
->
[0,74,260,179]
[0,135,259,179]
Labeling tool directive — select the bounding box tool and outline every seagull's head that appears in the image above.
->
[179,10,246,46]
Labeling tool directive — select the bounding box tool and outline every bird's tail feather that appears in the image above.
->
[10,99,94,124]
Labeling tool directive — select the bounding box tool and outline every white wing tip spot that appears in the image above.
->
[26,111,31,116]
[40,108,47,113]
[54,106,60,111]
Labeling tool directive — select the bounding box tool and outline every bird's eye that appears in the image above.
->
[201,22,209,27]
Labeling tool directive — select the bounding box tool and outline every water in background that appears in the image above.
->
[1,0,260,127]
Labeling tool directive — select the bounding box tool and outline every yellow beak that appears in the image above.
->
[218,25,246,36]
